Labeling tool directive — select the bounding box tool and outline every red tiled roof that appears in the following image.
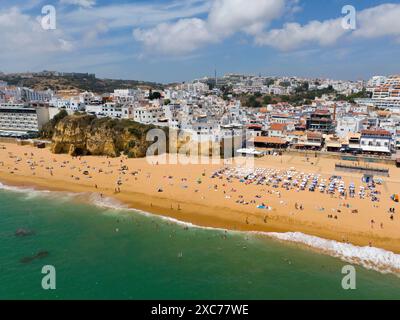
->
[314,109,330,115]
[307,131,323,138]
[290,131,306,136]
[271,114,290,118]
[269,123,287,131]
[361,130,391,137]
[254,136,287,145]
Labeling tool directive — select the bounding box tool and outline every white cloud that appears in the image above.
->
[52,0,214,57]
[133,0,286,55]
[60,0,96,8]
[0,7,73,71]
[354,3,400,39]
[255,18,348,51]
[0,7,72,53]
[134,18,218,55]
[82,21,110,43]
[0,0,212,72]
[255,3,400,51]
[62,0,211,31]
[208,0,285,36]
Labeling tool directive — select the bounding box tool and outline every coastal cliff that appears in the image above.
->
[48,114,167,158]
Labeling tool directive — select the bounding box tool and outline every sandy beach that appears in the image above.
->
[1,141,400,254]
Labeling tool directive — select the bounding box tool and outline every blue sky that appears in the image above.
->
[0,0,399,83]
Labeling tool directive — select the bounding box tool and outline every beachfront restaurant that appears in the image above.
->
[360,130,392,155]
[292,132,323,150]
[253,136,288,149]
[325,135,343,152]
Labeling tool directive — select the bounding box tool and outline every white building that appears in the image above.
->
[336,116,364,138]
[0,102,25,109]
[21,88,53,102]
[133,106,164,124]
[101,103,123,118]
[79,91,99,105]
[85,104,103,115]
[113,89,141,103]
[268,123,287,138]
[360,130,392,154]
[366,75,400,109]
[50,97,85,112]
[0,105,49,134]
[122,105,134,119]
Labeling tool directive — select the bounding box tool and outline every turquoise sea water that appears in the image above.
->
[0,187,400,300]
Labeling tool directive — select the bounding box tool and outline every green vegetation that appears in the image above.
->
[246,95,262,108]
[279,81,291,88]
[148,90,162,100]
[221,85,233,101]
[335,89,372,103]
[284,86,335,105]
[263,95,273,105]
[295,82,310,93]
[240,85,336,107]
[40,109,68,139]
[0,74,163,94]
[265,78,275,86]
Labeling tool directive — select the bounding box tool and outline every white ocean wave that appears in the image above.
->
[88,193,129,210]
[0,181,38,194]
[264,232,400,275]
[0,181,76,202]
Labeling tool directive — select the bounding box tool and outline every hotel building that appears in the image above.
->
[360,130,392,154]
[0,104,49,135]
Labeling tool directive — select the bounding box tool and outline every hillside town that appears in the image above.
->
[1,73,400,160]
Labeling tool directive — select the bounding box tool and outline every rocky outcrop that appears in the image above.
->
[50,115,166,158]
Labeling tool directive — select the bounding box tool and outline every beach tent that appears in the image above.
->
[391,194,399,203]
[362,174,373,183]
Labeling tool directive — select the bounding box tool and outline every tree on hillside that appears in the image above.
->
[149,90,162,100]
[263,95,272,105]
[246,95,261,108]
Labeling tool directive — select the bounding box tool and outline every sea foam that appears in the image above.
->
[264,232,400,274]
[0,181,76,202]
